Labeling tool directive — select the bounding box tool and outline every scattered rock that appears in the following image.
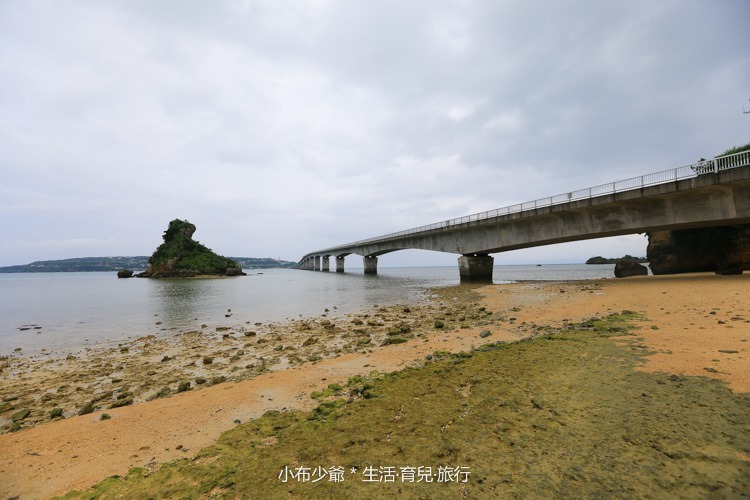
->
[146,387,173,402]
[177,381,191,393]
[92,391,114,403]
[203,356,214,365]
[100,413,112,420]
[479,330,492,338]
[109,398,133,409]
[78,402,94,416]
[614,258,648,278]
[11,408,31,422]
[49,408,64,418]
[381,337,408,346]
[716,262,744,275]
[117,270,134,278]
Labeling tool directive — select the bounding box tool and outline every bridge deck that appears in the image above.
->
[297,151,750,281]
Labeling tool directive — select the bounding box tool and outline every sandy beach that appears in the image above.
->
[0,273,748,498]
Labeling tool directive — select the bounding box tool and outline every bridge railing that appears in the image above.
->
[309,150,750,255]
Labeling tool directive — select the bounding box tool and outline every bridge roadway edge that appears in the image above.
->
[297,165,750,281]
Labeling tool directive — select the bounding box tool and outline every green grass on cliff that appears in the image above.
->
[61,312,750,499]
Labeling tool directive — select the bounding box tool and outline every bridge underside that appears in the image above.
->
[298,166,750,282]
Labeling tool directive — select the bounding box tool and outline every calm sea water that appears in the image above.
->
[0,264,617,356]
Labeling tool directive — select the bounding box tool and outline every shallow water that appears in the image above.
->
[0,264,617,355]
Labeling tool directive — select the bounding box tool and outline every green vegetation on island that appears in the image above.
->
[139,219,244,277]
[585,255,647,265]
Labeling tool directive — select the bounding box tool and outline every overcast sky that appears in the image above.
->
[1,0,748,268]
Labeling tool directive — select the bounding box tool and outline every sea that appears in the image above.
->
[0,264,618,356]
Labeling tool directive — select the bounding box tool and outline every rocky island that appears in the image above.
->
[135,219,246,278]
[585,255,647,264]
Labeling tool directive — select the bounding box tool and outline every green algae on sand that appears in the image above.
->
[61,312,750,499]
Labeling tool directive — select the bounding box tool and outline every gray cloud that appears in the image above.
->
[1,0,748,267]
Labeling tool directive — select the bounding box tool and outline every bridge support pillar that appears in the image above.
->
[336,255,345,273]
[321,256,330,272]
[364,255,378,275]
[458,255,494,283]
[314,256,320,271]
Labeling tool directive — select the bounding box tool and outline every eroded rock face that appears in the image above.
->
[117,270,134,278]
[647,225,750,275]
[614,258,648,278]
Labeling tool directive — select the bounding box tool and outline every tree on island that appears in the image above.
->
[138,219,245,278]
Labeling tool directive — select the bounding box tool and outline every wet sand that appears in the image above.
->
[0,273,748,498]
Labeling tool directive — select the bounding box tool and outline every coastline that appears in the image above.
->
[0,273,748,498]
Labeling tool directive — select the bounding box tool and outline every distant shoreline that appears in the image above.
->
[0,256,296,273]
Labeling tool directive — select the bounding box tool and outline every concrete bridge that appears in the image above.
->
[297,151,750,282]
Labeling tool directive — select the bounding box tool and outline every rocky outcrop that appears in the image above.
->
[647,225,750,275]
[225,266,245,276]
[117,269,133,278]
[137,219,246,278]
[614,258,648,278]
